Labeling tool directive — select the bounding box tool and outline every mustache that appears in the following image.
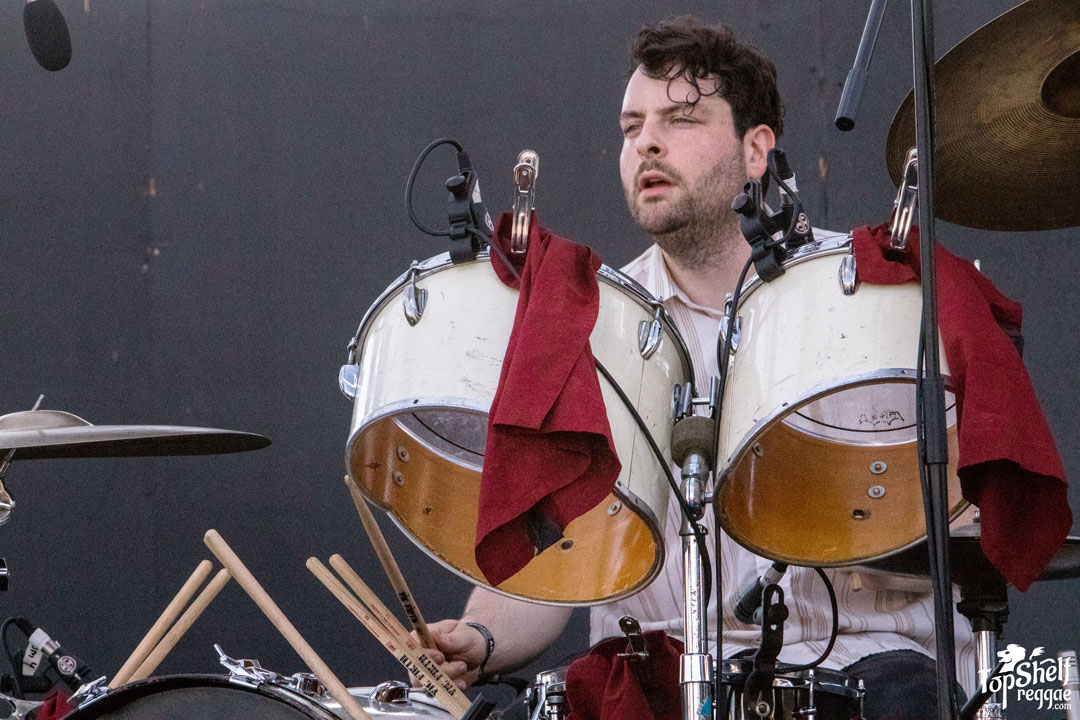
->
[634,160,684,185]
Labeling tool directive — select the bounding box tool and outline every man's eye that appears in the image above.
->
[621,124,641,136]
[672,116,695,124]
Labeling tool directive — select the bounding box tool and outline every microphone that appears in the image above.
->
[15,619,94,691]
[23,0,71,72]
[733,562,788,625]
[454,150,494,238]
[769,149,812,247]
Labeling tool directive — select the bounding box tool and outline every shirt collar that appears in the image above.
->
[648,244,727,320]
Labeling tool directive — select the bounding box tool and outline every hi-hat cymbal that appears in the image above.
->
[886,0,1080,231]
[865,523,1080,587]
[0,410,271,459]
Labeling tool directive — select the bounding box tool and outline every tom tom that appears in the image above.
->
[715,231,966,566]
[341,252,692,605]
[721,660,865,719]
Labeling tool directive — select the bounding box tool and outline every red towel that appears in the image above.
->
[35,688,75,720]
[852,223,1071,590]
[474,213,621,586]
[566,631,684,720]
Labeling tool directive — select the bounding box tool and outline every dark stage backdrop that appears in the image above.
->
[0,1,1077,716]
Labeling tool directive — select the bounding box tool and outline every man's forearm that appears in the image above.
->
[460,585,573,675]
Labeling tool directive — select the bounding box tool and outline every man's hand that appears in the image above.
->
[412,619,488,690]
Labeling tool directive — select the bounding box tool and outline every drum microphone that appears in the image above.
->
[14,618,94,691]
[23,0,72,72]
[733,562,788,625]
[769,149,812,247]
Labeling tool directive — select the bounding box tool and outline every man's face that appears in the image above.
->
[619,68,749,250]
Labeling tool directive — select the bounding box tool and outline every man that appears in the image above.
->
[421,17,975,717]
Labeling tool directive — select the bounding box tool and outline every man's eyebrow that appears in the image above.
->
[619,103,704,123]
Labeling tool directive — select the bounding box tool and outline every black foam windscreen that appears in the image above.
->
[23,0,72,72]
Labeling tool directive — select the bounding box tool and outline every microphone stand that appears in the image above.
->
[836,2,958,719]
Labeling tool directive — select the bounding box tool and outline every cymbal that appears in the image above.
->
[886,0,1080,231]
[864,523,1080,586]
[0,410,271,459]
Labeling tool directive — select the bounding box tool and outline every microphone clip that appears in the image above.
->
[446,151,494,265]
[743,583,788,717]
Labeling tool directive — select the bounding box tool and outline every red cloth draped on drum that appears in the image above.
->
[852,223,1071,591]
[474,213,621,586]
[35,689,75,720]
[565,631,684,720]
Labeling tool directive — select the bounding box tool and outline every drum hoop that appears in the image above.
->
[717,368,969,567]
[347,401,667,607]
[720,661,865,698]
[735,230,853,305]
[348,252,694,383]
[71,674,335,719]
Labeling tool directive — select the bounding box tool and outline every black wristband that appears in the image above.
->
[465,621,495,677]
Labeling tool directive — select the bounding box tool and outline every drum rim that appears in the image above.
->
[720,660,865,699]
[716,368,969,567]
[734,230,853,305]
[346,251,694,383]
[347,400,667,607]
[68,674,337,719]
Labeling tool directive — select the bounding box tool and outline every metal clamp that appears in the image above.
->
[216,645,284,687]
[889,148,918,251]
[720,294,742,353]
[617,616,649,661]
[402,261,427,326]
[511,150,539,256]
[638,305,664,359]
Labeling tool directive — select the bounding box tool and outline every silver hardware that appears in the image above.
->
[1059,651,1079,720]
[287,673,326,698]
[751,442,764,457]
[839,254,858,295]
[68,676,109,710]
[370,680,412,704]
[402,262,427,326]
[719,314,741,353]
[607,501,621,516]
[869,461,887,474]
[392,471,405,487]
[397,446,410,462]
[617,616,649,661]
[0,694,43,720]
[974,258,982,272]
[216,645,282,686]
[754,698,772,717]
[868,485,886,499]
[857,678,866,719]
[638,306,664,359]
[510,150,539,256]
[672,383,685,421]
[338,364,359,400]
[890,148,918,251]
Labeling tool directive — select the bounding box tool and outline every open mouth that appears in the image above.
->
[639,174,672,191]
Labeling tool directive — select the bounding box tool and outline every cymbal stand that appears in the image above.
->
[836,1,957,717]
[0,396,44,591]
[956,576,1008,720]
[671,379,719,720]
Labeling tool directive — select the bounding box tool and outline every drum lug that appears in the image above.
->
[370,680,411,704]
[403,262,427,326]
[719,315,741,353]
[839,254,859,295]
[638,306,664,359]
[338,363,359,400]
[68,676,108,709]
[216,644,282,687]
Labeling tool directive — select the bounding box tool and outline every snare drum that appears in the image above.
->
[63,675,452,720]
[721,660,865,719]
[341,252,692,605]
[715,232,967,566]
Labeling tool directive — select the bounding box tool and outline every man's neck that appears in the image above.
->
[658,241,749,311]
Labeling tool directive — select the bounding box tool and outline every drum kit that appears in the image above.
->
[0,1,1078,719]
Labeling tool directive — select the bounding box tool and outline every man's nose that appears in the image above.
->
[637,122,665,157]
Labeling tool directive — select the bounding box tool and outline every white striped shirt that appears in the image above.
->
[590,242,976,693]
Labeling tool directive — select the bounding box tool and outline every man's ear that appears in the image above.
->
[743,124,776,181]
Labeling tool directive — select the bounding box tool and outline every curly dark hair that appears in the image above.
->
[630,16,784,139]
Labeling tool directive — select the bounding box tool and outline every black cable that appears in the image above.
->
[2,618,24,699]
[474,230,520,284]
[593,358,712,609]
[405,137,463,237]
[775,567,838,672]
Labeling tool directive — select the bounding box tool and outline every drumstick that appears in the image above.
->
[111,559,213,688]
[129,568,232,682]
[203,530,372,720]
[328,554,429,659]
[344,475,435,648]
[306,558,470,719]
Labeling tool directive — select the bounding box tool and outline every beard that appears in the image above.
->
[625,151,747,271]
